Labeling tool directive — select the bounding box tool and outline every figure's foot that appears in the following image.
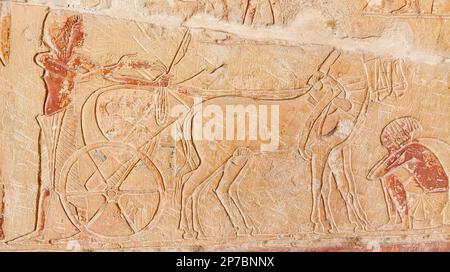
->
[50,232,96,245]
[378,220,405,231]
[182,229,199,240]
[235,226,254,237]
[6,230,48,245]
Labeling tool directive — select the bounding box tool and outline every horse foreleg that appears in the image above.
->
[342,148,370,230]
[179,186,194,238]
[229,157,254,235]
[321,163,339,233]
[310,154,326,233]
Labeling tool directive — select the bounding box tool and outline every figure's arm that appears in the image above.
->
[367,148,413,179]
[104,73,171,87]
[75,55,169,85]
[72,55,97,70]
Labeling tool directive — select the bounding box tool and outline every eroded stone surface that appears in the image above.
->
[0,0,449,251]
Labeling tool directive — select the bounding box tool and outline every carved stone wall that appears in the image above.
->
[0,0,449,251]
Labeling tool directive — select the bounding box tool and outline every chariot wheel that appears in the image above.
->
[57,142,165,240]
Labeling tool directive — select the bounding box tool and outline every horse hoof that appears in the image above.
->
[313,223,326,234]
[194,230,208,240]
[235,226,254,237]
[182,230,198,240]
[328,227,339,234]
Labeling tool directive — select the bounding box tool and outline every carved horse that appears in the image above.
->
[177,50,372,238]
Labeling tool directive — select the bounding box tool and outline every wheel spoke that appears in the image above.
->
[66,191,105,198]
[118,189,160,196]
[106,155,141,189]
[86,202,108,227]
[117,202,139,233]
[86,153,109,186]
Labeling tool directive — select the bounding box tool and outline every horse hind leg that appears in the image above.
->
[333,169,362,230]
[310,154,328,233]
[191,166,226,239]
[228,157,255,235]
[342,148,371,230]
[215,176,245,236]
[328,151,361,231]
[179,165,215,239]
[215,150,252,236]
[330,149,369,231]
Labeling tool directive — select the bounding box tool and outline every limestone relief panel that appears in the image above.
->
[0,0,448,251]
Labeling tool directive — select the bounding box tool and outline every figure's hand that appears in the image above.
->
[367,162,386,180]
[103,54,136,74]
[158,74,172,87]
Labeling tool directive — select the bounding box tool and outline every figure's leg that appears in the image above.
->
[409,0,421,13]
[7,188,50,244]
[310,154,326,233]
[321,164,339,233]
[204,0,228,20]
[268,0,280,24]
[0,185,4,240]
[385,175,409,229]
[380,177,397,226]
[242,0,257,24]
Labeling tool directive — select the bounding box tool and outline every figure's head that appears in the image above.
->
[49,14,84,58]
[380,117,422,153]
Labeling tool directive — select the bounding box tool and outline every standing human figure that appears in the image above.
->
[10,14,170,243]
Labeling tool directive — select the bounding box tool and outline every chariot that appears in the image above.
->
[54,84,188,241]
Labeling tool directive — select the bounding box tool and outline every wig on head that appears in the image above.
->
[380,117,422,150]
[48,14,84,58]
